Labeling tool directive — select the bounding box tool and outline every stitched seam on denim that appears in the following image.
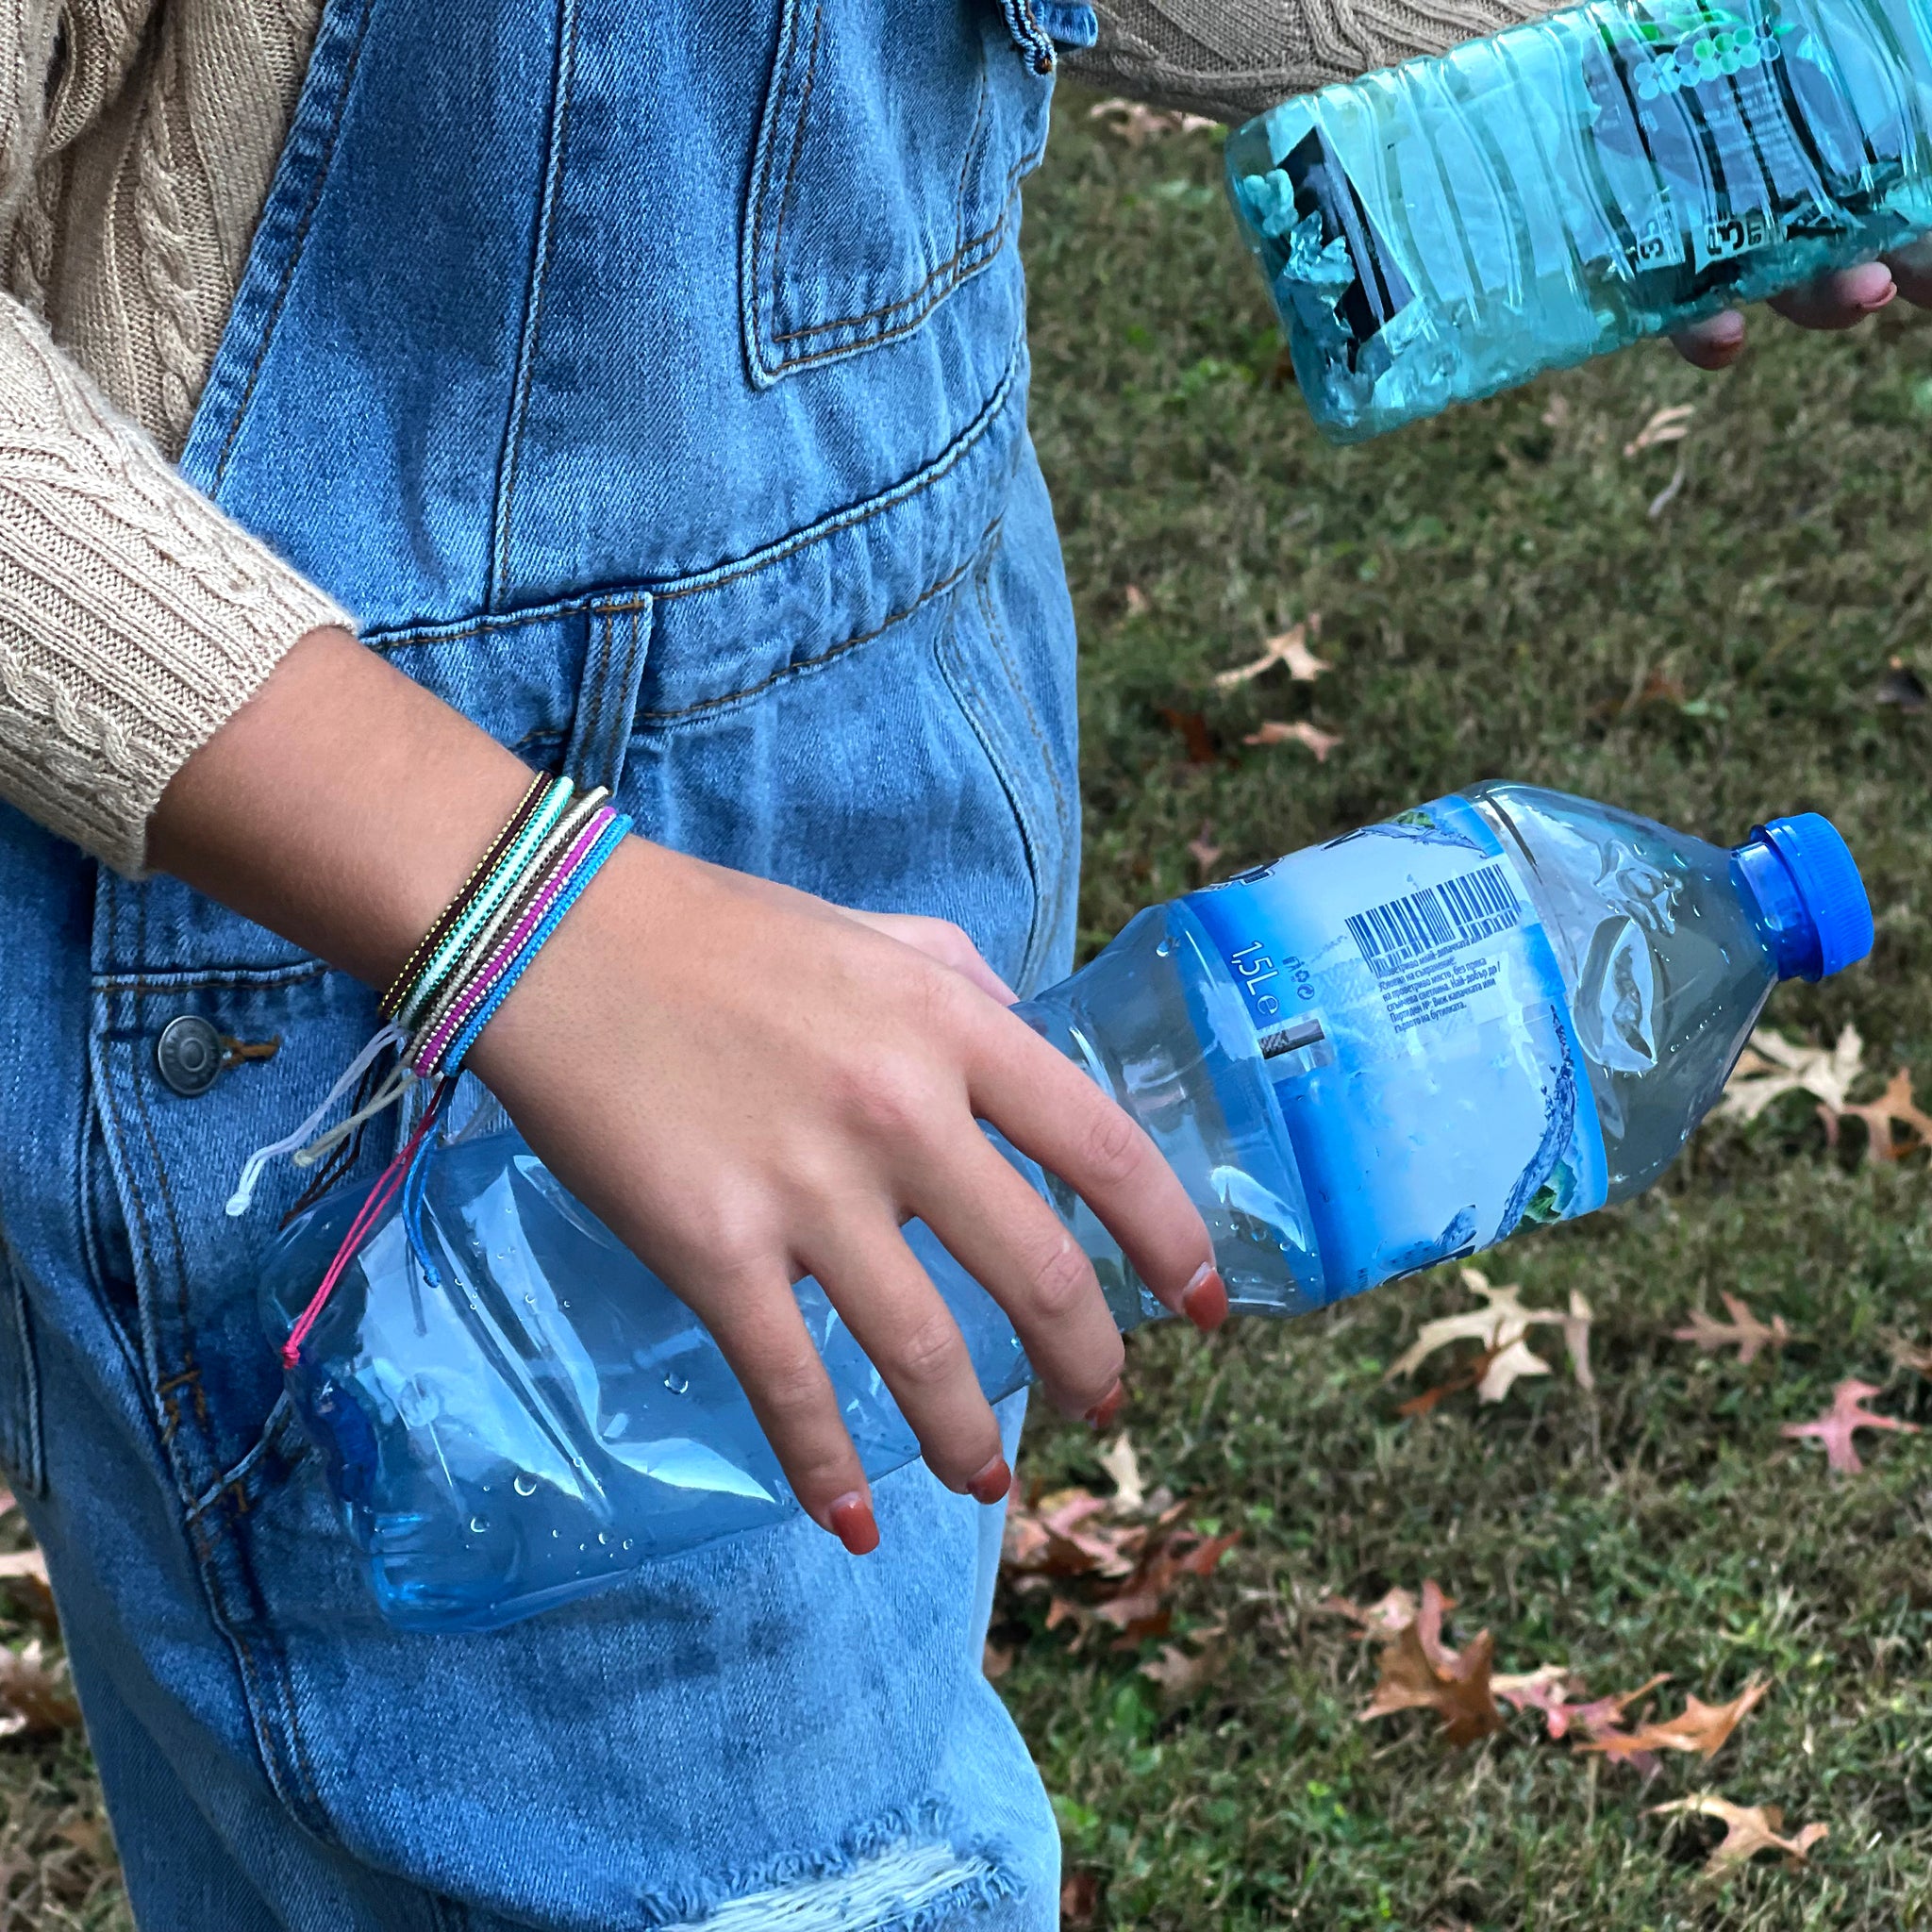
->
[120,980,336,1836]
[93,961,331,994]
[953,48,991,267]
[489,0,579,610]
[206,0,377,491]
[602,604,648,786]
[636,539,988,723]
[767,142,1041,348]
[564,604,610,789]
[366,591,653,655]
[742,0,816,375]
[185,1394,301,1523]
[0,1241,25,1485]
[974,561,1068,845]
[765,0,824,321]
[974,560,1070,983]
[76,1094,153,1422]
[936,539,1044,960]
[655,343,1019,603]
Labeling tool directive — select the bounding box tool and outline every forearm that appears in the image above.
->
[147,625,537,990]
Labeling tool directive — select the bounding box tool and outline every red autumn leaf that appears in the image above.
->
[1781,1378,1921,1474]
[1577,1680,1768,1768]
[1158,708,1221,767]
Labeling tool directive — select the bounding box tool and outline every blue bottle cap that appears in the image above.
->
[1751,813,1874,981]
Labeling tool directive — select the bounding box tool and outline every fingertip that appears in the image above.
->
[967,1454,1013,1506]
[827,1491,880,1556]
[1181,1261,1229,1332]
[1674,312,1744,369]
[1083,1379,1125,1430]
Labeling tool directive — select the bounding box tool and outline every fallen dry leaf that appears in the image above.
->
[1096,1433,1146,1514]
[1212,619,1330,690]
[1139,1634,1225,1696]
[1649,1794,1828,1874]
[1186,824,1224,878]
[1624,402,1695,456]
[1781,1379,1920,1474]
[1497,1670,1671,1743]
[1579,1680,1769,1767]
[1673,1292,1790,1366]
[1060,1867,1102,1925]
[1886,1331,1932,1376]
[1357,1579,1501,1747]
[1395,1345,1500,1418]
[1541,393,1572,428]
[1719,1025,1864,1124]
[1830,1068,1932,1162]
[1124,583,1150,617]
[1386,1270,1591,1403]
[0,1640,80,1739]
[1087,97,1219,143]
[982,1641,1013,1680]
[1315,1586,1425,1636]
[1158,707,1221,767]
[0,1548,58,1637]
[1243,719,1341,761]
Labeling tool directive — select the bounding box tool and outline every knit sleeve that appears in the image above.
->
[1062,0,1559,121]
[0,291,350,876]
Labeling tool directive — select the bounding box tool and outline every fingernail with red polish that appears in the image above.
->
[1182,1261,1229,1332]
[827,1491,879,1556]
[968,1456,1012,1505]
[1084,1380,1125,1430]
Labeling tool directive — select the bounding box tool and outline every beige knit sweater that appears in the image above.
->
[0,0,1547,878]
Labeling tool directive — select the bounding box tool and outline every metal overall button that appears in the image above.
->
[154,1016,225,1098]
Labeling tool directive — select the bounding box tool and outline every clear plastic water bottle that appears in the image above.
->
[263,784,1872,1630]
[1224,0,1932,441]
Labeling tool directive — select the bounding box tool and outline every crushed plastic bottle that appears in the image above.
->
[262,784,1872,1630]
[1225,0,1932,441]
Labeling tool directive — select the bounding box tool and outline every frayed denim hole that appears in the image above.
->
[655,1838,1013,1932]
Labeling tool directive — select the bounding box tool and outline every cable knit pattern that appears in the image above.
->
[0,291,347,873]
[1069,0,1559,122]
[0,0,1555,875]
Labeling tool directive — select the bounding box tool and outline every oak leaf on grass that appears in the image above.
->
[1243,719,1341,761]
[1576,1679,1768,1767]
[1212,619,1330,690]
[1649,1794,1827,1874]
[1357,1578,1502,1747]
[1780,1378,1920,1474]
[1673,1292,1790,1366]
[1826,1067,1932,1162]
[1385,1270,1592,1405]
[1719,1025,1864,1123]
[0,1639,80,1740]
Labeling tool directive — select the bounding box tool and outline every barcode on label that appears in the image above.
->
[1345,863,1521,977]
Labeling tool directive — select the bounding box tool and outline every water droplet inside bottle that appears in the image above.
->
[596,1530,611,1545]
[469,1515,489,1535]
[621,1539,634,1552]
[663,1371,690,1394]
[513,1474,538,1497]
[1155,938,1173,958]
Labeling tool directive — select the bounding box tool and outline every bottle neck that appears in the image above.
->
[1730,838,1822,982]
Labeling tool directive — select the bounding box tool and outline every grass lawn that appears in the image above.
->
[4,75,1931,1932]
[998,83,1932,1932]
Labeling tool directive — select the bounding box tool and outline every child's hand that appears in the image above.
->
[1674,241,1932,369]
[152,626,1223,1559]
[470,841,1222,1554]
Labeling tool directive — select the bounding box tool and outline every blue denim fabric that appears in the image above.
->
[0,0,1084,1924]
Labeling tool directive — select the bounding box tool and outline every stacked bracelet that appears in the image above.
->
[228,771,633,1225]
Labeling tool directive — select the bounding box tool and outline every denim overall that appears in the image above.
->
[0,0,1094,1923]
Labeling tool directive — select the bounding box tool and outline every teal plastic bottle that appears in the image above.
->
[1225,0,1932,441]
[263,786,1872,1630]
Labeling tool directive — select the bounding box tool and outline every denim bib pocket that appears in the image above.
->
[741,0,1052,384]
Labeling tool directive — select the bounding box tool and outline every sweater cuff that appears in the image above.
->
[0,294,353,878]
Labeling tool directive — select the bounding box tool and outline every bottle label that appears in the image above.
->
[1183,794,1609,1297]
